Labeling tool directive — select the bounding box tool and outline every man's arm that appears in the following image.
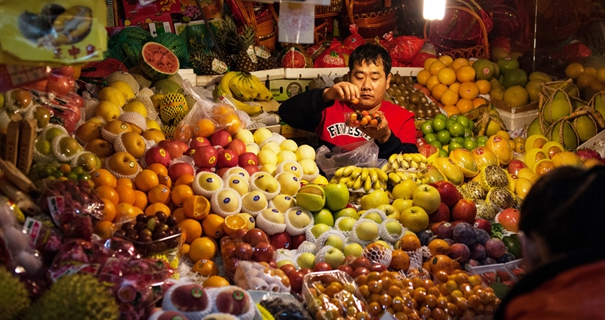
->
[278,88,333,132]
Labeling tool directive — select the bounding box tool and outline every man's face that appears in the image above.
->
[348,59,391,110]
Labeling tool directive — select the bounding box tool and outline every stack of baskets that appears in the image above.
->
[315,0,343,44]
[341,0,398,40]
[234,0,278,51]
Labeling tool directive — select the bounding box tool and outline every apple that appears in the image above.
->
[355,221,379,241]
[429,202,451,223]
[377,204,400,220]
[297,252,316,269]
[234,242,254,260]
[244,228,269,246]
[363,212,383,224]
[227,139,246,156]
[253,242,275,262]
[451,199,477,223]
[210,129,232,147]
[190,137,211,149]
[336,217,357,232]
[353,267,370,278]
[334,207,359,220]
[435,181,463,207]
[337,265,354,277]
[473,218,492,234]
[243,165,260,176]
[310,223,331,238]
[399,206,429,233]
[313,208,334,227]
[313,262,332,272]
[431,221,453,239]
[360,190,390,210]
[158,139,189,159]
[392,180,418,200]
[370,263,387,273]
[324,247,345,269]
[145,146,171,167]
[270,232,291,249]
[280,264,296,277]
[344,243,364,258]
[392,199,414,215]
[217,149,239,168]
[238,152,258,167]
[384,220,403,235]
[412,184,441,214]
[288,271,305,293]
[507,159,528,176]
[296,185,326,212]
[349,257,372,270]
[193,146,218,168]
[291,234,306,249]
[324,183,350,211]
[168,162,195,182]
[324,235,344,251]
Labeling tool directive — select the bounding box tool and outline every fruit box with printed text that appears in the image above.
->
[121,0,181,20]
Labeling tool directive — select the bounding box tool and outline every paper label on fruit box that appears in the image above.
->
[24,217,42,247]
[47,196,65,226]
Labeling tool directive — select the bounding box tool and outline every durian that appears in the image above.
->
[0,267,30,320]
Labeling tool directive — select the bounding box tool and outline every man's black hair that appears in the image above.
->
[348,43,392,76]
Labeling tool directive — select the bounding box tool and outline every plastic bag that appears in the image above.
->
[343,25,366,51]
[392,35,425,64]
[314,40,347,68]
[315,140,378,178]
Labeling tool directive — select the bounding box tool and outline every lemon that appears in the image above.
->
[123,100,148,118]
[150,93,165,110]
[98,87,126,107]
[109,81,135,101]
[94,100,121,122]
[146,119,161,130]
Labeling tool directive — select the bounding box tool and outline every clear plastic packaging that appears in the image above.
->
[233,260,290,293]
[255,291,313,320]
[113,232,182,257]
[302,270,369,319]
[344,110,381,128]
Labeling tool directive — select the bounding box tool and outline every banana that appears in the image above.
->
[396,171,409,181]
[380,180,387,190]
[399,159,410,169]
[237,75,260,101]
[419,162,428,171]
[334,167,345,179]
[388,172,402,184]
[373,179,382,190]
[391,161,399,170]
[339,177,349,185]
[350,168,362,180]
[247,74,273,101]
[218,71,239,96]
[353,176,362,190]
[343,165,356,177]
[410,160,419,169]
[217,92,263,115]
[367,168,378,183]
[346,176,356,189]
[374,168,388,182]
[402,154,413,162]
[229,74,252,101]
[388,154,398,164]
[361,167,369,181]
[381,163,391,172]
[363,177,373,192]
[330,176,339,184]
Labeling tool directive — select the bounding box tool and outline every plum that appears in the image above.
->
[482,257,497,265]
[497,252,516,263]
[452,222,477,246]
[448,243,470,263]
[417,230,435,246]
[474,228,490,245]
[485,238,507,259]
[469,244,486,261]
[443,238,454,246]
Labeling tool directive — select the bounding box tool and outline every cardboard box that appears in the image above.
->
[122,0,181,20]
[492,100,539,132]
[122,12,174,36]
[270,79,311,102]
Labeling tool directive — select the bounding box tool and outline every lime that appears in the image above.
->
[469,120,475,131]
[449,123,465,137]
[434,113,447,121]
[456,115,470,127]
[429,140,442,148]
[71,166,85,175]
[446,118,456,129]
[420,120,434,135]
[449,141,463,151]
[463,139,477,151]
[424,133,437,143]
[66,172,79,180]
[438,148,449,157]
[464,127,473,138]
[472,59,495,80]
[477,135,488,144]
[432,118,446,132]
[437,130,451,145]
[452,137,464,144]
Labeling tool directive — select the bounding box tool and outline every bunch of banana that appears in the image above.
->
[213,71,264,115]
[224,71,273,102]
[381,153,429,173]
[386,170,429,186]
[329,165,389,192]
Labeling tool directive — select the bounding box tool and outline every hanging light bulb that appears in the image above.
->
[423,0,446,20]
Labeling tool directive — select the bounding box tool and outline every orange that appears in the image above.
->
[184,195,211,220]
[94,221,115,239]
[451,57,470,71]
[428,254,456,275]
[437,68,456,86]
[114,203,138,225]
[147,163,168,177]
[201,214,225,239]
[91,169,117,188]
[456,98,474,114]
[424,57,439,71]
[148,184,171,204]
[426,75,440,91]
[440,90,459,106]
[95,186,119,205]
[398,233,421,251]
[438,55,453,67]
[133,190,148,210]
[203,275,230,288]
[179,218,203,243]
[472,97,488,108]
[475,79,491,94]
[429,61,446,76]
[565,62,584,79]
[448,82,461,94]
[458,82,479,100]
[224,215,248,237]
[221,113,242,135]
[431,84,449,101]
[115,184,135,205]
[428,239,451,256]
[158,174,172,189]
[171,184,194,207]
[456,65,476,83]
[135,169,159,192]
[188,236,217,262]
[145,202,171,217]
[416,70,432,86]
[194,118,217,138]
[191,259,219,277]
[180,243,190,256]
[59,163,71,174]
[174,124,194,142]
[175,174,195,187]
[442,105,461,116]
[116,177,134,189]
[100,198,116,222]
[173,207,187,223]
[389,249,410,271]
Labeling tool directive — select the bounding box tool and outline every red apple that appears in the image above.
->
[159,139,189,159]
[280,264,297,277]
[217,149,239,168]
[418,143,438,158]
[226,139,246,156]
[313,262,332,272]
[270,232,292,250]
[243,165,260,176]
[473,218,492,234]
[145,146,171,167]
[349,256,372,270]
[290,234,306,250]
[299,268,312,275]
[253,242,275,262]
[168,162,195,182]
[429,202,451,223]
[288,271,305,293]
[337,265,354,277]
[352,267,370,278]
[189,137,211,149]
[238,152,259,167]
[435,181,463,207]
[431,221,453,239]
[243,228,269,246]
[234,242,254,260]
[507,159,528,176]
[196,167,215,173]
[451,199,477,223]
[210,129,232,147]
[215,167,230,177]
[46,72,74,96]
[193,146,218,168]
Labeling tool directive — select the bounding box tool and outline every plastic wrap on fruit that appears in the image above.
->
[343,25,364,52]
[34,221,64,265]
[48,238,100,281]
[314,40,347,68]
[23,86,82,134]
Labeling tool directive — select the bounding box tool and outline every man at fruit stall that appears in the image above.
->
[495,166,605,320]
[278,43,418,159]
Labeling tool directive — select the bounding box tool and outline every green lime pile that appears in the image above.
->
[420,114,488,155]
[28,163,92,184]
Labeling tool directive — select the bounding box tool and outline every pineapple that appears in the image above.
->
[256,46,276,71]
[234,26,258,72]
[189,49,223,75]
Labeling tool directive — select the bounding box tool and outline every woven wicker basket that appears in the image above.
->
[343,0,398,40]
[236,0,278,51]
[316,0,343,18]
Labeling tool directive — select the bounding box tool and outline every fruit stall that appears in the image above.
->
[1,0,605,319]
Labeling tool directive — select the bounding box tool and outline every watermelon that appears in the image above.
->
[139,42,180,81]
[152,33,188,67]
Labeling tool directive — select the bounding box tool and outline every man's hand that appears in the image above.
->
[359,111,391,144]
[323,82,360,102]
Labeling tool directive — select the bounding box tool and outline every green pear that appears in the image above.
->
[310,223,331,238]
[355,221,379,241]
[337,217,357,231]
[324,183,350,211]
[334,207,359,220]
[313,208,334,227]
[324,235,344,251]
[344,243,364,257]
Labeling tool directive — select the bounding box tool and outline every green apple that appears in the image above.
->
[392,199,414,214]
[324,248,345,269]
[335,207,359,220]
[324,235,344,251]
[313,208,334,227]
[355,221,379,241]
[276,260,295,268]
[412,184,441,214]
[344,243,364,258]
[377,204,399,220]
[360,189,389,210]
[296,184,326,212]
[392,179,418,200]
[310,223,331,238]
[399,206,429,233]
[337,217,357,231]
[363,212,383,224]
[297,252,316,269]
[385,220,403,236]
[324,183,350,212]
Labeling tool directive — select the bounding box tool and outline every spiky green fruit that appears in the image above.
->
[0,267,30,320]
